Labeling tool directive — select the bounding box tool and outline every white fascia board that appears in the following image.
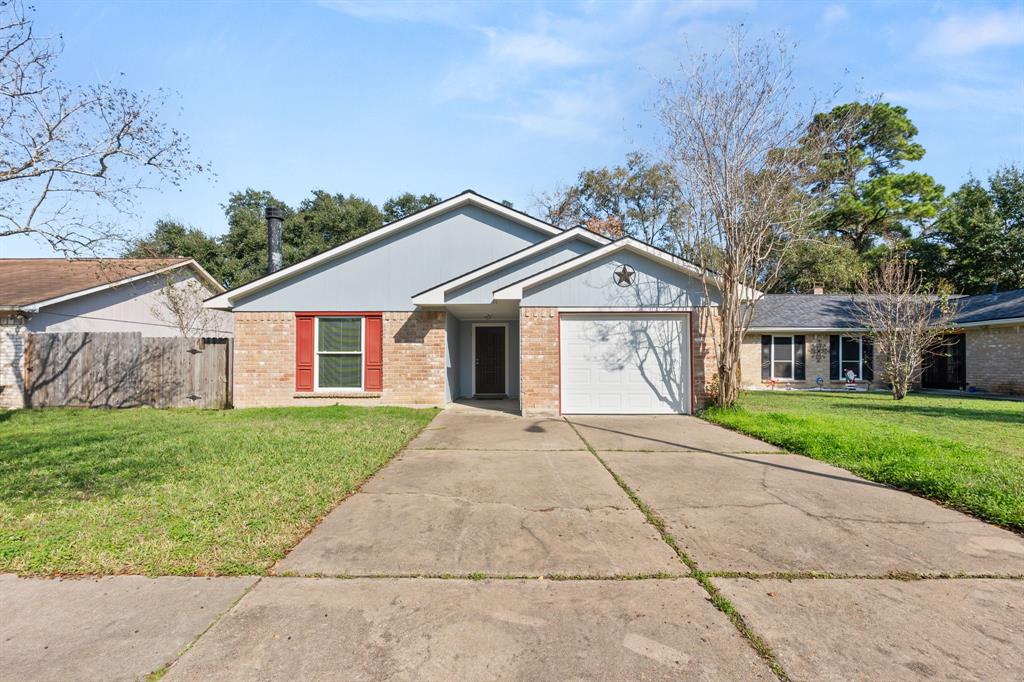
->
[492,238,745,301]
[27,260,220,311]
[747,327,868,333]
[411,228,609,305]
[952,316,1024,329]
[205,192,564,310]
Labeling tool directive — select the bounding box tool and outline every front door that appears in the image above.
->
[921,333,966,389]
[474,326,506,395]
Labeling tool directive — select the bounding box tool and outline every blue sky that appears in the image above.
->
[8,0,1024,257]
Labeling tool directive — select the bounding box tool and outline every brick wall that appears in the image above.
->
[520,307,559,416]
[381,311,447,405]
[234,312,295,407]
[966,325,1024,394]
[740,332,891,390]
[233,311,447,408]
[1,321,26,409]
[691,309,720,411]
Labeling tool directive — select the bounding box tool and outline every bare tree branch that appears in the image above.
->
[656,29,846,406]
[0,1,208,257]
[855,255,954,400]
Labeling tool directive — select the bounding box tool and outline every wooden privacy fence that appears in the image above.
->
[25,332,231,409]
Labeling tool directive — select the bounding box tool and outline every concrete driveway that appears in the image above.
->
[5,407,1023,681]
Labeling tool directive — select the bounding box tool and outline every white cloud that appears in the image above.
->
[821,4,849,26]
[487,30,588,69]
[317,1,472,26]
[923,7,1024,56]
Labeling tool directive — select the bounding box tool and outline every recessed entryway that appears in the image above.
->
[472,322,507,397]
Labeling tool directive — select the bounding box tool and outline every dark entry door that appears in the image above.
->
[474,326,506,395]
[921,333,966,389]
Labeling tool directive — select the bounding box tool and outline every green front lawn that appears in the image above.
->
[0,405,437,576]
[704,391,1024,531]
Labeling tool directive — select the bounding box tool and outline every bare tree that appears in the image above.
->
[151,274,218,340]
[855,256,954,400]
[0,2,207,256]
[657,30,840,406]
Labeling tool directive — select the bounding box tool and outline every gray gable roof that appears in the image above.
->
[953,289,1024,324]
[749,295,867,329]
[749,289,1024,330]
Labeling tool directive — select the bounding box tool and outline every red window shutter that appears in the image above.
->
[295,315,314,391]
[365,315,383,391]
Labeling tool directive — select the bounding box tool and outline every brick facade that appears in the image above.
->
[519,307,560,416]
[691,309,720,411]
[966,325,1024,394]
[233,311,447,408]
[740,332,891,390]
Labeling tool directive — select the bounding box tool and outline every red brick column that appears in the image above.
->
[691,308,721,411]
[520,307,560,416]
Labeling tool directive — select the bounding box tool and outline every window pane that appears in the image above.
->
[773,337,792,361]
[773,361,793,379]
[319,354,361,388]
[841,336,860,361]
[319,317,361,352]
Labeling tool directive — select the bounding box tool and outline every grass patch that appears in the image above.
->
[0,405,437,576]
[704,391,1023,531]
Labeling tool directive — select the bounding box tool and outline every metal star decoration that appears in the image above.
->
[613,264,635,287]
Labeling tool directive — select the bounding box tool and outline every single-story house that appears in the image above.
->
[206,191,734,416]
[204,190,1023,415]
[741,289,1024,394]
[1,258,231,409]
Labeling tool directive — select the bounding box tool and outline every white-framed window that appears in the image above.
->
[840,335,864,380]
[771,335,794,379]
[315,316,363,390]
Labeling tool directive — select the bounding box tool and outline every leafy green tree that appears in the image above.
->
[219,189,291,287]
[124,219,227,284]
[770,238,871,293]
[285,191,382,263]
[805,102,945,253]
[381,193,441,223]
[539,151,683,249]
[913,166,1024,294]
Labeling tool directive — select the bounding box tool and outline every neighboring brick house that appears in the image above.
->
[0,258,231,409]
[740,289,1024,395]
[206,191,730,416]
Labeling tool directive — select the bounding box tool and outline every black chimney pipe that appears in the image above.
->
[265,206,284,275]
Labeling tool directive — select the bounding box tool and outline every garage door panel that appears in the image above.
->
[560,314,690,415]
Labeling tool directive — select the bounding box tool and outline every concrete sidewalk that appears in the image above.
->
[0,574,256,682]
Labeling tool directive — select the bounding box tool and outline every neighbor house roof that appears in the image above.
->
[0,258,222,310]
[748,294,868,331]
[952,289,1024,325]
[749,289,1024,331]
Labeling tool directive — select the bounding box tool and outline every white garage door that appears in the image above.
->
[560,314,690,414]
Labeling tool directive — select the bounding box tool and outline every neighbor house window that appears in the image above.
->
[840,335,864,379]
[315,316,363,390]
[771,335,794,379]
